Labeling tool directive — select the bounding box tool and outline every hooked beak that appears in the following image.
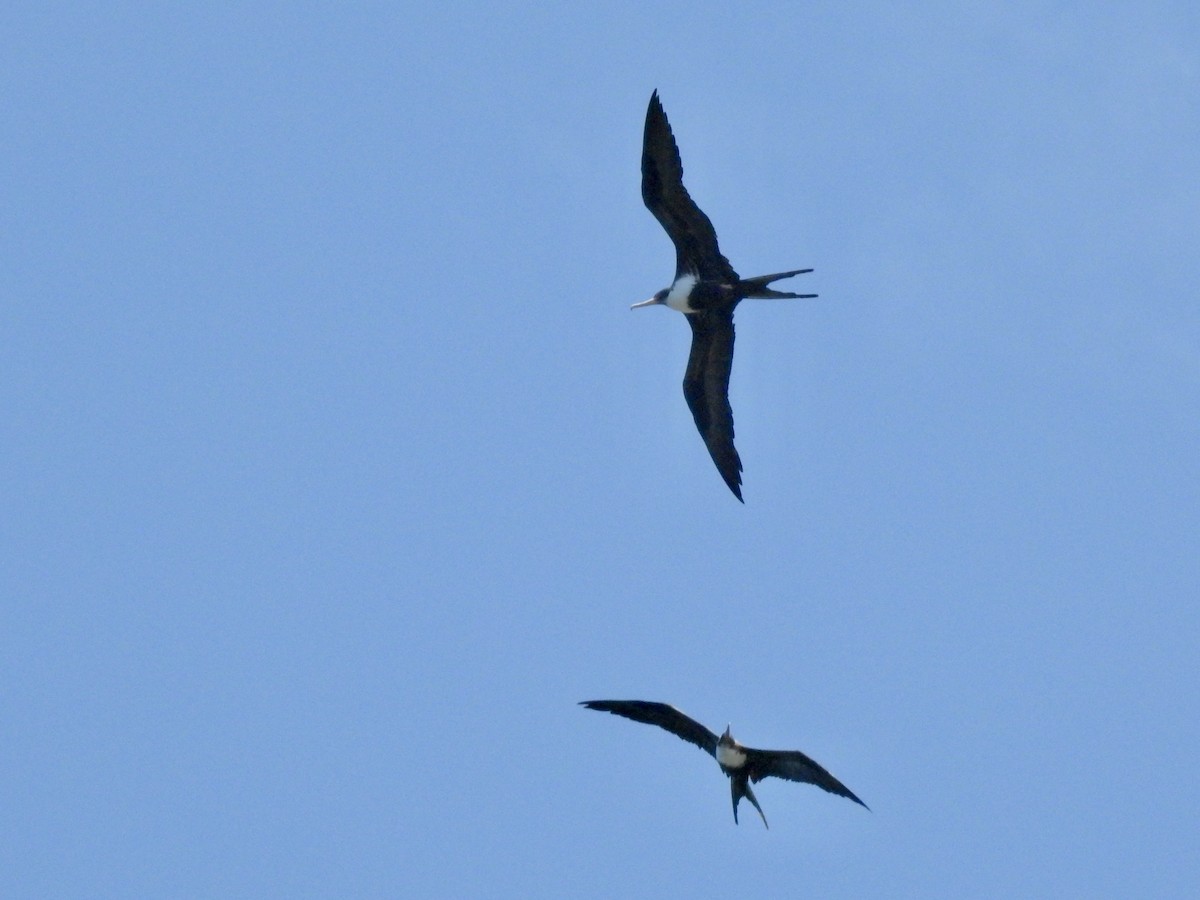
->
[630,296,662,310]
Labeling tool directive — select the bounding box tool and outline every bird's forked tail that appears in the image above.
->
[737,268,817,300]
[731,773,770,829]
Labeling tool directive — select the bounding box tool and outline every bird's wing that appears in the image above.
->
[641,91,738,283]
[580,700,718,757]
[744,747,869,809]
[683,310,743,501]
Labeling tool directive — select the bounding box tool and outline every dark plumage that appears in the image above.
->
[580,699,867,828]
[633,91,817,502]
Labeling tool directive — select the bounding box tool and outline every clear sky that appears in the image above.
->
[4,3,1198,897]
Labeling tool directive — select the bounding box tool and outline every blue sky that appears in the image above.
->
[4,3,1198,896]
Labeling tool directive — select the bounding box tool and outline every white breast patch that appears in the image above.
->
[716,743,747,769]
[664,273,698,312]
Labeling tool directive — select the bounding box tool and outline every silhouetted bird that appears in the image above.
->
[581,699,866,827]
[633,91,817,501]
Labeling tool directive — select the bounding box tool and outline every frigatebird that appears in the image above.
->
[634,90,817,502]
[580,700,867,828]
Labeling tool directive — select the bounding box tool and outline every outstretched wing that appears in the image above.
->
[579,700,718,757]
[683,310,743,501]
[642,91,738,283]
[745,747,869,809]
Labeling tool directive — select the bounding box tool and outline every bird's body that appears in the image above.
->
[715,737,748,770]
[580,699,867,828]
[634,91,817,501]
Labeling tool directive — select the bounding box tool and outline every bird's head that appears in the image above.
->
[719,724,734,746]
[631,288,668,310]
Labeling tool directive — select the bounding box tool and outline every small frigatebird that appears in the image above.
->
[580,700,867,828]
[634,90,818,502]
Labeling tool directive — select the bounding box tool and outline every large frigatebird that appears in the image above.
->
[580,700,866,828]
[634,90,817,502]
